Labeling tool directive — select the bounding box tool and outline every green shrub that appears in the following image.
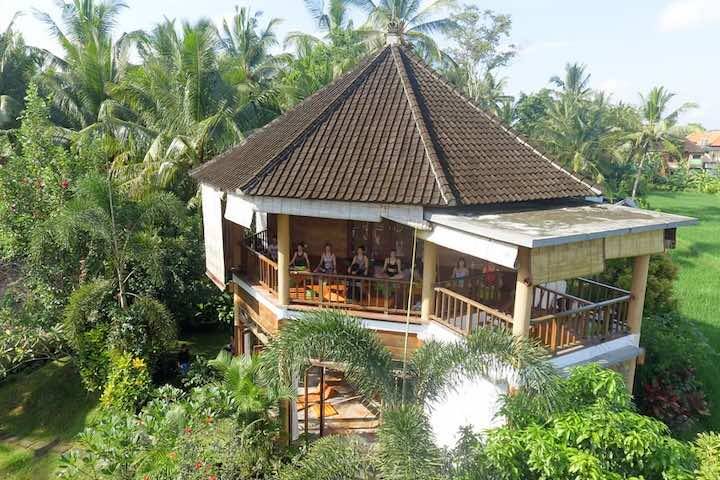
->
[63,280,114,390]
[100,350,151,411]
[600,253,678,315]
[500,363,632,427]
[637,313,715,432]
[61,380,282,479]
[108,296,176,366]
[481,365,698,479]
[687,170,720,194]
[694,432,720,479]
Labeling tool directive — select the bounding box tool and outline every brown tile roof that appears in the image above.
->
[191,45,598,206]
[686,130,720,148]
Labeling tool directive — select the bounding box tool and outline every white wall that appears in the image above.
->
[425,377,507,448]
[419,321,508,448]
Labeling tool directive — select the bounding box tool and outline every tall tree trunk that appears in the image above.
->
[107,173,128,309]
[631,153,647,201]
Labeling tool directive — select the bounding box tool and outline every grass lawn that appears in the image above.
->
[179,326,231,359]
[0,358,99,480]
[646,191,720,431]
[0,326,228,479]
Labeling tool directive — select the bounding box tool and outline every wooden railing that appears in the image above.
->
[289,271,422,315]
[430,287,513,335]
[240,231,278,294]
[433,273,504,303]
[530,294,631,353]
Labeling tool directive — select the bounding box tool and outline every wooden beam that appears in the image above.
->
[420,240,437,322]
[277,213,290,305]
[232,284,244,356]
[512,247,533,338]
[605,230,664,259]
[531,239,604,284]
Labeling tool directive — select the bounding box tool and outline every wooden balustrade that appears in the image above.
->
[533,284,592,315]
[530,295,631,353]
[240,230,279,294]
[289,271,422,315]
[430,287,513,335]
[235,232,632,355]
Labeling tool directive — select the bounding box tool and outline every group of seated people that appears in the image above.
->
[264,237,497,285]
[264,238,405,279]
[288,243,405,279]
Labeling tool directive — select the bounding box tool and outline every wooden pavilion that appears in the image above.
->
[191,37,696,441]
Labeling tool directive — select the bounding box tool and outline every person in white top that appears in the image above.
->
[314,243,337,274]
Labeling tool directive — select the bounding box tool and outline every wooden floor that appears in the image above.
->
[297,370,380,438]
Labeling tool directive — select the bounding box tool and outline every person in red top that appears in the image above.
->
[482,261,497,286]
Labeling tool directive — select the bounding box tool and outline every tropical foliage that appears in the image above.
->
[0,1,717,479]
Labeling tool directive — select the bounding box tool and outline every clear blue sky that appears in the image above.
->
[5,0,720,127]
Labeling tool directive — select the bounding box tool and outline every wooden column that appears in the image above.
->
[232,285,244,356]
[628,254,650,335]
[278,399,291,447]
[420,240,437,322]
[624,254,651,392]
[512,247,533,338]
[277,214,290,306]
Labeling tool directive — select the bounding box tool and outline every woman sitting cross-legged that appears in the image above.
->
[290,242,310,271]
[347,246,369,301]
[382,249,403,278]
[314,243,336,274]
[347,246,369,276]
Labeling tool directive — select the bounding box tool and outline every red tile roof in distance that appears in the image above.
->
[191,44,598,207]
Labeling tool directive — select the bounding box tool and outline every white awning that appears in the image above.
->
[225,193,255,228]
[418,224,518,269]
[226,193,430,229]
[200,184,227,290]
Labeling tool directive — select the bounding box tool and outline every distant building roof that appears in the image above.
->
[686,130,720,149]
[192,44,598,207]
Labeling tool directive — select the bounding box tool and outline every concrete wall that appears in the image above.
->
[419,321,508,448]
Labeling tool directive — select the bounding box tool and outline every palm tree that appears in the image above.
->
[303,0,358,36]
[219,7,286,129]
[356,0,457,61]
[0,13,42,130]
[467,70,514,117]
[550,62,591,101]
[110,19,244,197]
[35,0,138,129]
[268,310,558,478]
[627,86,696,200]
[538,93,620,185]
[35,173,186,308]
[210,350,292,426]
[282,0,368,101]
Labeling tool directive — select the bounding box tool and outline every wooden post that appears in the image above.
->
[512,247,533,338]
[303,369,309,443]
[420,241,437,322]
[277,214,290,306]
[624,254,650,393]
[279,399,291,447]
[319,366,325,437]
[232,285,244,356]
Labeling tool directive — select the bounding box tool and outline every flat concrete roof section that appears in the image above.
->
[426,203,697,248]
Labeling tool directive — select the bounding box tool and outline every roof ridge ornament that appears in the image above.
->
[385,19,402,45]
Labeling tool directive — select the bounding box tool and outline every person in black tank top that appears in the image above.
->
[290,243,309,270]
[383,249,402,278]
